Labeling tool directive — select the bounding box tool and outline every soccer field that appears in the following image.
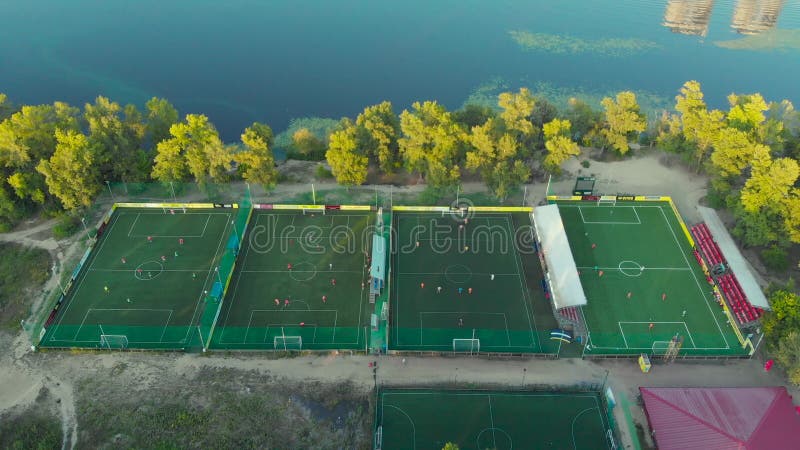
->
[390,211,558,354]
[556,200,747,356]
[40,207,234,350]
[210,209,373,350]
[376,389,611,450]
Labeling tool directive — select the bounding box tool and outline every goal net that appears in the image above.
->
[100,334,129,350]
[302,208,325,215]
[453,338,480,353]
[651,341,671,356]
[597,198,617,207]
[274,336,302,350]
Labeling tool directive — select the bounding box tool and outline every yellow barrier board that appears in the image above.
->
[114,202,217,209]
[391,206,449,212]
[664,197,695,247]
[470,206,533,212]
[547,195,582,201]
[272,204,324,210]
[340,205,372,211]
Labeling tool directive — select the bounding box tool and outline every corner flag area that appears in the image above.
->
[376,389,612,450]
[210,209,373,350]
[40,207,234,350]
[555,200,748,356]
[389,210,558,354]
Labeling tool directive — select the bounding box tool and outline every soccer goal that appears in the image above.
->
[597,197,617,207]
[302,208,325,216]
[100,334,129,350]
[274,335,303,350]
[453,338,480,353]
[651,340,671,356]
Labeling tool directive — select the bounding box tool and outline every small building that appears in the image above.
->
[640,386,800,450]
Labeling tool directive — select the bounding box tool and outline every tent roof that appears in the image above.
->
[698,207,770,309]
[532,204,586,309]
[640,387,800,450]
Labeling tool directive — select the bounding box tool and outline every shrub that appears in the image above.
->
[315,165,333,179]
[581,160,590,168]
[761,246,789,272]
[52,215,81,239]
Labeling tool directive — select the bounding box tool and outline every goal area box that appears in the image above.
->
[38,204,239,350]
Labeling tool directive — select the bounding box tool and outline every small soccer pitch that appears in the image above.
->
[376,389,611,450]
[210,209,373,350]
[40,207,234,350]
[556,200,747,356]
[390,210,558,354]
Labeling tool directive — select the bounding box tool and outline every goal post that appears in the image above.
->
[274,335,302,350]
[597,197,617,207]
[453,338,480,353]
[100,334,129,350]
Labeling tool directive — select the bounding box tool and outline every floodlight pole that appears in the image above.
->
[523,185,527,206]
[214,266,222,286]
[231,220,239,244]
[522,367,527,387]
[245,182,251,199]
[312,183,316,205]
[169,182,177,201]
[105,180,114,200]
[456,185,460,205]
[80,217,91,239]
[52,265,66,296]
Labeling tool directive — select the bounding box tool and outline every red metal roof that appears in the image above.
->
[640,387,800,450]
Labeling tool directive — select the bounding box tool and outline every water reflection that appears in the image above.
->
[663,0,786,37]
[663,0,715,37]
[732,0,785,34]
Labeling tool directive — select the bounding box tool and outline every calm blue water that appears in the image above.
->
[1,0,799,139]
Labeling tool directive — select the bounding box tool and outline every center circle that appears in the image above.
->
[444,264,473,284]
[289,261,317,282]
[135,261,164,280]
[476,427,513,450]
[618,260,644,277]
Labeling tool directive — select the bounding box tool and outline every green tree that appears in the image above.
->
[236,122,278,188]
[356,101,400,173]
[783,193,800,243]
[442,443,460,450]
[498,88,536,138]
[740,148,799,214]
[399,101,466,188]
[674,81,725,166]
[543,119,581,173]
[453,104,496,130]
[0,102,80,206]
[145,97,179,147]
[562,97,602,142]
[600,91,646,155]
[291,128,326,160]
[774,331,800,385]
[84,96,147,181]
[151,115,230,184]
[727,93,769,138]
[36,129,100,210]
[326,120,368,186]
[709,127,762,178]
[466,118,530,200]
[0,93,14,121]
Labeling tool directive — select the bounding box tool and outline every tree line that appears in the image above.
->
[0,82,798,263]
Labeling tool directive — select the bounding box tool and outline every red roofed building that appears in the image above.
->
[640,387,800,450]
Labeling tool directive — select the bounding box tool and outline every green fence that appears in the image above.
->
[199,191,253,350]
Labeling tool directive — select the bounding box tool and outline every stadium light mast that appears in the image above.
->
[80,217,91,239]
[231,220,239,244]
[214,266,223,286]
[52,264,66,296]
[105,180,114,200]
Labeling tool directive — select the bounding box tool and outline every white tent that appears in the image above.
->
[533,204,587,309]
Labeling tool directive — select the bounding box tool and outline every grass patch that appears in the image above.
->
[0,243,50,330]
[75,367,371,449]
[0,388,63,450]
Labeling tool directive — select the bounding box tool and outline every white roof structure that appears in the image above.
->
[370,234,386,281]
[533,204,587,309]
[698,207,770,310]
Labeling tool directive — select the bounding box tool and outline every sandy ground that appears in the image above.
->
[0,152,793,450]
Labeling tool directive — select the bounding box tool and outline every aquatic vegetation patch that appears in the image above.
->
[509,30,660,57]
[714,29,800,52]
